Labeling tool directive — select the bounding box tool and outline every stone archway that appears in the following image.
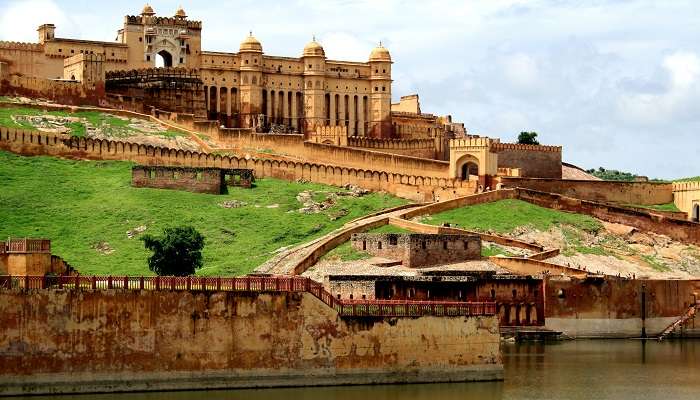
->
[156,50,173,68]
[455,154,480,181]
[693,204,699,223]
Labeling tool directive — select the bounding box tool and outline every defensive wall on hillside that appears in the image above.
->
[491,142,562,179]
[348,136,436,159]
[499,177,673,206]
[0,75,105,106]
[0,276,501,395]
[0,127,474,202]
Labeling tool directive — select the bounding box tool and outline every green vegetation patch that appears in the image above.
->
[625,202,681,212]
[424,199,602,234]
[481,244,514,257]
[641,255,671,272]
[0,151,406,276]
[675,176,700,182]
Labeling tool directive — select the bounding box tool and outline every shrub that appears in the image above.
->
[141,226,205,276]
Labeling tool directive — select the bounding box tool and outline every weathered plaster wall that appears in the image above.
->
[131,166,223,194]
[500,177,673,205]
[673,181,700,222]
[0,289,502,395]
[492,143,562,179]
[545,277,700,338]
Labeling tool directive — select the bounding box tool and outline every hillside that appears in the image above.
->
[0,151,406,276]
[421,199,700,278]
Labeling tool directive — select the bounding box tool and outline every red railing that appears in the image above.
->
[0,275,496,318]
[4,239,51,253]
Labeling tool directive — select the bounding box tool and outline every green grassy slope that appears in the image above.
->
[424,199,602,234]
[0,151,407,276]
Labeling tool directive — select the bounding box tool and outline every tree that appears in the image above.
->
[517,131,540,145]
[141,226,205,276]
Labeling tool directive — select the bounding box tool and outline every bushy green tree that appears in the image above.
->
[141,226,205,276]
[517,131,540,145]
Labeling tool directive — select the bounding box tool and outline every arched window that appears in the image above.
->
[693,204,700,223]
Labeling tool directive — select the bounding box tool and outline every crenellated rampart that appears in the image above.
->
[0,127,474,201]
[348,136,436,158]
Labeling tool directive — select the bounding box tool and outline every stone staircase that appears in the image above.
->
[658,302,699,340]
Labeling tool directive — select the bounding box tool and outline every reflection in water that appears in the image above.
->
[15,340,700,400]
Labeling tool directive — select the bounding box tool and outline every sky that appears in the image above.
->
[1,0,698,179]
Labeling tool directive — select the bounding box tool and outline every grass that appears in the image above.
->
[424,199,602,234]
[675,176,700,182]
[641,255,670,272]
[625,202,681,212]
[0,107,184,139]
[0,151,407,276]
[481,244,514,257]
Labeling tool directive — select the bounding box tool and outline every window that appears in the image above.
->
[512,289,517,299]
[389,236,397,246]
[362,240,366,250]
[58,49,62,53]
[146,55,151,61]
[382,86,386,91]
[421,241,426,250]
[443,241,448,250]
[374,87,378,92]
[464,241,469,249]
[382,69,386,73]
[337,294,341,299]
[71,49,74,53]
[111,52,114,57]
[378,242,382,250]
[349,294,353,300]
[139,37,142,42]
[245,59,249,64]
[179,58,183,64]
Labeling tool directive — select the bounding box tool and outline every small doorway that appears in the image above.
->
[460,162,479,180]
[693,204,699,223]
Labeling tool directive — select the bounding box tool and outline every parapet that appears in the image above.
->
[125,15,202,29]
[672,181,700,192]
[450,137,494,148]
[0,41,43,51]
[491,142,562,153]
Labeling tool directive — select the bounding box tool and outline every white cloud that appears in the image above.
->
[503,53,539,88]
[0,0,71,42]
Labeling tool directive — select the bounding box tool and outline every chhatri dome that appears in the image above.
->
[141,3,155,16]
[174,6,187,19]
[240,32,263,52]
[303,36,325,57]
[369,43,391,62]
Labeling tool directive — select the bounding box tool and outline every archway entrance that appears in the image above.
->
[693,204,699,223]
[156,50,173,68]
[460,162,479,180]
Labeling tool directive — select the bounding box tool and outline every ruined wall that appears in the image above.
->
[500,177,674,205]
[545,277,700,338]
[0,127,473,201]
[350,233,481,268]
[0,289,502,395]
[132,166,223,194]
[348,137,436,159]
[0,75,105,106]
[673,181,700,221]
[491,143,562,179]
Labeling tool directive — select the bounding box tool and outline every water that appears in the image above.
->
[15,340,700,400]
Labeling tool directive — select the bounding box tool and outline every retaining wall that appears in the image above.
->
[0,289,502,395]
[500,177,673,205]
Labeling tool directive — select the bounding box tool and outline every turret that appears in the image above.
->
[302,37,326,135]
[238,33,264,129]
[37,24,55,44]
[368,43,392,138]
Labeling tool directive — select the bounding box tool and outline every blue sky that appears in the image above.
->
[1,0,698,179]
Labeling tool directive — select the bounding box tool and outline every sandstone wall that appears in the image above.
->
[500,177,673,205]
[673,181,700,221]
[492,143,562,179]
[0,127,475,201]
[348,137,436,159]
[0,75,105,106]
[516,188,700,246]
[131,166,224,194]
[0,289,502,395]
[545,277,700,338]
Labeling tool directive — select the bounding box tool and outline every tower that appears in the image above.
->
[302,37,326,136]
[368,43,392,138]
[238,33,264,129]
[37,24,55,44]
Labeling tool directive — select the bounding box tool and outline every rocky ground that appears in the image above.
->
[510,222,700,279]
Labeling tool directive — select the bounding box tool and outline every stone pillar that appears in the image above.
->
[329,93,336,126]
[282,90,288,128]
[266,90,272,127]
[291,92,298,131]
[358,96,365,137]
[204,86,209,116]
[226,88,232,127]
[349,96,356,137]
[339,94,346,127]
[215,86,220,114]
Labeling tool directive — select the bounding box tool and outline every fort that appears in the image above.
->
[0,3,699,397]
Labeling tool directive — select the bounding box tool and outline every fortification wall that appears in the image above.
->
[491,143,562,179]
[0,41,60,78]
[0,127,473,201]
[348,137,436,159]
[516,188,700,246]
[545,277,700,338]
[0,289,502,395]
[500,177,673,205]
[673,181,700,221]
[0,75,105,106]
